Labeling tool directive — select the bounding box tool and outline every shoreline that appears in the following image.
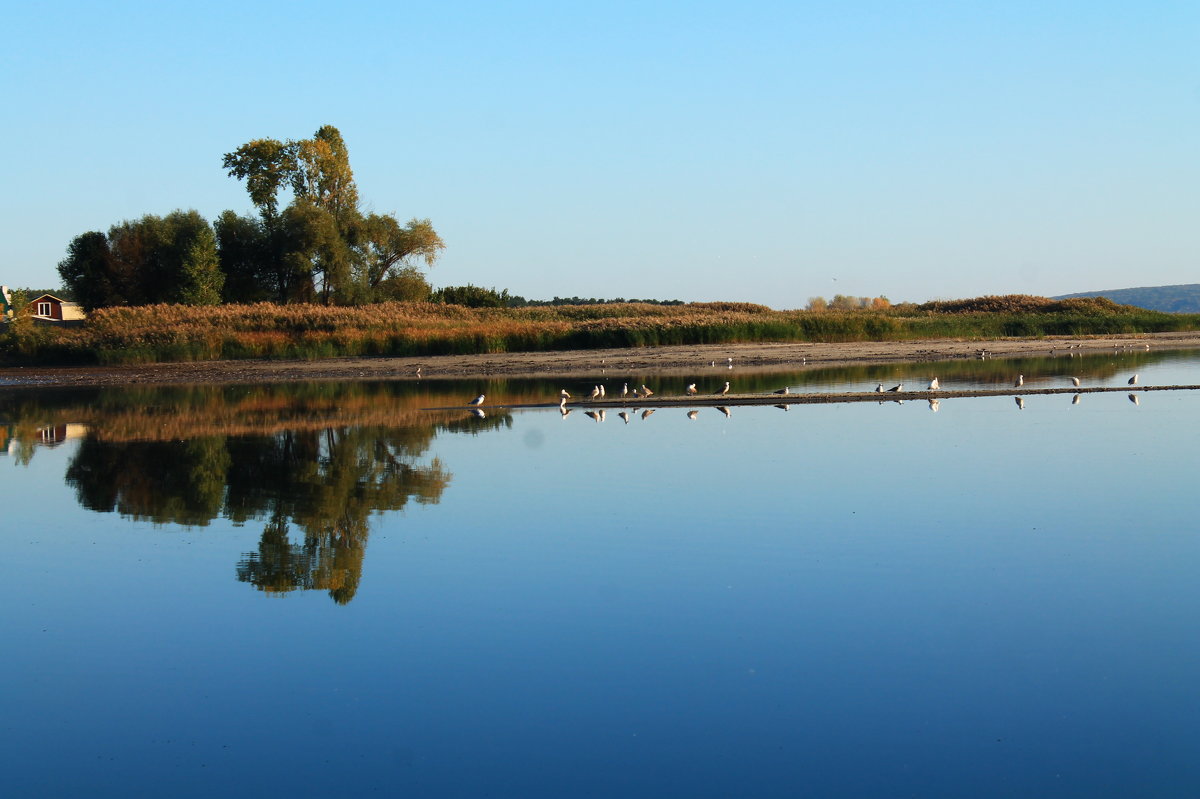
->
[2,331,1198,388]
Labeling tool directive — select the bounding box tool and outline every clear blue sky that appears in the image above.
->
[3,1,1196,308]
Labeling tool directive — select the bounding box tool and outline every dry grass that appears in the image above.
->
[3,296,1197,365]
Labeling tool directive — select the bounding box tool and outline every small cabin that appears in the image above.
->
[28,293,86,323]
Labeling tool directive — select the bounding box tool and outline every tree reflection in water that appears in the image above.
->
[51,386,514,602]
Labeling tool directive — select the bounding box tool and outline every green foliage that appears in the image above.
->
[222,125,442,305]
[431,284,511,308]
[57,210,223,310]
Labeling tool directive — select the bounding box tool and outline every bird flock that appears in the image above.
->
[461,362,1146,419]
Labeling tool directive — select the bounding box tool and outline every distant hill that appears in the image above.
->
[1053,284,1200,313]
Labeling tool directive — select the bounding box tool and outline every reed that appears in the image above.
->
[2,297,1197,365]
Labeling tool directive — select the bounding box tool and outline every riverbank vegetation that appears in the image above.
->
[3,294,1197,366]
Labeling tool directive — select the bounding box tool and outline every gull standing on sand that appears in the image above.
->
[621,383,628,398]
[469,394,485,406]
[641,384,654,397]
[875,383,884,393]
[686,383,698,395]
[1128,374,1139,385]
[1014,375,1024,388]
[887,383,902,393]
[718,381,730,395]
[1071,377,1081,387]
[773,387,790,395]
[560,389,571,400]
[599,385,606,397]
[928,377,939,391]
[590,386,600,401]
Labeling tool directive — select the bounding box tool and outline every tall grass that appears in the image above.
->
[2,296,1197,366]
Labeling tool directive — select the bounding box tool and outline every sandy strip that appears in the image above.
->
[1,331,1198,388]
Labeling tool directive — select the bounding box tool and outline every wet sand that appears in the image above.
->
[2,331,1197,388]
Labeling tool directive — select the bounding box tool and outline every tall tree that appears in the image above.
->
[223,125,441,304]
[58,231,121,311]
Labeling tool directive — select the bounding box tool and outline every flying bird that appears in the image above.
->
[469,394,485,406]
[1014,375,1024,388]
[928,377,939,391]
[1128,374,1139,385]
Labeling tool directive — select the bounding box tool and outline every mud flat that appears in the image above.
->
[2,331,1198,388]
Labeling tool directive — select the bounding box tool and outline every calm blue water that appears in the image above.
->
[2,352,1199,797]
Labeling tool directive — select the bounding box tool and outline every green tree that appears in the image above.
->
[58,231,123,311]
[224,125,442,305]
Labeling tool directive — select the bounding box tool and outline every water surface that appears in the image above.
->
[2,352,1198,797]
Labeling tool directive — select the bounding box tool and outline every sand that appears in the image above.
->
[2,331,1197,388]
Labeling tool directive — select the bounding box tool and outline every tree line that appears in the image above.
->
[57,125,445,311]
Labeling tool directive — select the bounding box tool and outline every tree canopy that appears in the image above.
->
[221,125,443,305]
[57,125,442,309]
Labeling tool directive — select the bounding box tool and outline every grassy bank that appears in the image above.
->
[3,296,1197,366]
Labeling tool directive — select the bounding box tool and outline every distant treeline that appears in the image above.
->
[4,295,1198,366]
[1054,284,1200,314]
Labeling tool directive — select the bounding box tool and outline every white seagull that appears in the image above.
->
[1128,374,1139,385]
[1014,375,1024,388]
[686,383,698,395]
[1071,377,1081,387]
[928,377,939,391]
[590,386,601,401]
[599,384,606,397]
[886,383,902,393]
[621,383,628,398]
[875,383,884,393]
[718,381,730,395]
[469,394,485,406]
